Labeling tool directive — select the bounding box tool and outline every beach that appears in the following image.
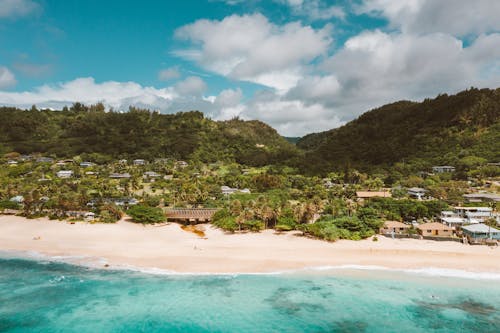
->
[1,215,499,274]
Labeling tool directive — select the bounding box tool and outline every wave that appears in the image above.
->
[2,250,500,280]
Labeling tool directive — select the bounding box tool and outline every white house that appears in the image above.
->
[56,170,73,178]
[454,206,494,223]
[80,161,94,168]
[133,159,146,165]
[109,172,131,179]
[432,166,455,173]
[221,186,251,195]
[463,193,500,203]
[407,187,427,200]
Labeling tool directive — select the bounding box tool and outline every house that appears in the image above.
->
[462,224,500,243]
[56,159,74,166]
[432,166,455,173]
[440,211,468,226]
[166,208,218,224]
[379,221,410,235]
[56,170,73,178]
[9,195,24,203]
[356,191,392,200]
[110,198,138,206]
[109,172,131,179]
[453,207,494,223]
[221,186,251,195]
[80,161,94,168]
[407,187,427,200]
[133,159,146,165]
[7,160,18,166]
[416,222,454,237]
[36,157,54,163]
[144,171,161,178]
[176,160,188,168]
[463,193,500,203]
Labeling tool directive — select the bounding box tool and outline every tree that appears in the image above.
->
[127,205,165,224]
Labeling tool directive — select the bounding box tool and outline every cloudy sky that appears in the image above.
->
[0,0,499,136]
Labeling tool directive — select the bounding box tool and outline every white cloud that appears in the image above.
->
[317,30,500,118]
[174,14,332,91]
[174,76,207,96]
[281,0,346,21]
[0,77,176,110]
[158,67,181,81]
[0,67,16,88]
[0,0,40,18]
[359,0,500,36]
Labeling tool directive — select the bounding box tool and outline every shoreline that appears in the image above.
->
[1,215,499,276]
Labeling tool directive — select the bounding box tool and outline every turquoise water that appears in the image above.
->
[1,256,499,332]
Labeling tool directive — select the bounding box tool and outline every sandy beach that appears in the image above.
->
[1,215,499,274]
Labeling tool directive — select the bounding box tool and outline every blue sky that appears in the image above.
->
[0,0,499,135]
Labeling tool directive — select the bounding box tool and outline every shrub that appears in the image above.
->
[127,205,165,224]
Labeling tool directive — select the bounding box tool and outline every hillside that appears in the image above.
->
[297,88,500,174]
[0,105,299,166]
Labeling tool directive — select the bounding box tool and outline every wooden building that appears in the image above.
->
[379,221,410,235]
[166,208,218,224]
[416,222,454,237]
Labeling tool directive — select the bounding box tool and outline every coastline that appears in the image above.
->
[1,215,499,276]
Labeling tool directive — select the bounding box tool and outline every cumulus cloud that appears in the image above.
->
[174,13,332,91]
[174,76,207,96]
[316,30,500,118]
[0,77,176,110]
[0,67,16,88]
[0,0,40,18]
[280,0,346,21]
[158,67,181,81]
[359,0,500,36]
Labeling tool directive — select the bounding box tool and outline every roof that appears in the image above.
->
[416,222,453,230]
[454,206,492,211]
[462,223,500,233]
[441,217,467,224]
[463,193,500,201]
[166,208,218,219]
[356,191,392,198]
[382,221,409,228]
[408,187,426,192]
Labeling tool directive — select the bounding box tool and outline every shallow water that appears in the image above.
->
[1,256,499,332]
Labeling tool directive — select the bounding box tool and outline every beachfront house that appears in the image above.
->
[9,195,24,204]
[416,222,454,237]
[432,166,455,173]
[166,208,218,224]
[461,224,500,244]
[379,221,410,235]
[407,187,427,200]
[56,170,73,178]
[440,210,468,227]
[454,207,494,223]
[463,193,500,203]
[133,159,146,165]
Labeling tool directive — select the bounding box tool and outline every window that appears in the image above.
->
[427,230,431,233]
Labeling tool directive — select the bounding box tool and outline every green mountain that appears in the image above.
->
[297,87,500,174]
[0,105,299,166]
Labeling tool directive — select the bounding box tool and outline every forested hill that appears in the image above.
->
[297,87,500,174]
[0,106,300,166]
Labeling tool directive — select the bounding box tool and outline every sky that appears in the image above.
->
[0,0,499,136]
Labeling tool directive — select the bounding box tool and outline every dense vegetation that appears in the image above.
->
[0,105,299,167]
[297,88,500,174]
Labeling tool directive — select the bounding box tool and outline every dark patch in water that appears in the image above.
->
[191,277,234,297]
[330,319,368,333]
[409,296,499,332]
[265,286,326,315]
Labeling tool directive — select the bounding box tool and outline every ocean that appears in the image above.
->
[1,255,499,333]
